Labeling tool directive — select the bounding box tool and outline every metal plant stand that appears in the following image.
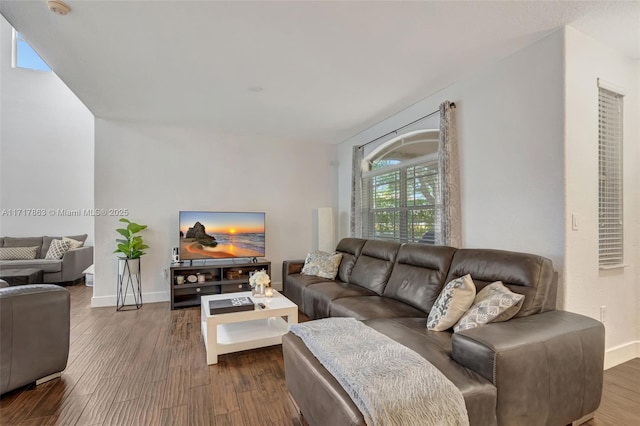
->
[117,258,142,311]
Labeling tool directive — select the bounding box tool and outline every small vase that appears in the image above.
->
[254,283,266,298]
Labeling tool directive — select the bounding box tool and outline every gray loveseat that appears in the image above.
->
[0,235,93,284]
[282,238,605,426]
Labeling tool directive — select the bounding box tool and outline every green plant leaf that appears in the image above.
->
[116,228,129,238]
[127,222,147,234]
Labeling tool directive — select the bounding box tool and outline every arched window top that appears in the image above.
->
[365,129,439,171]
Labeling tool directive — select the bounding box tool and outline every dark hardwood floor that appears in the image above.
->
[0,284,638,425]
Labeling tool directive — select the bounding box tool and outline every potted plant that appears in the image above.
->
[114,218,148,275]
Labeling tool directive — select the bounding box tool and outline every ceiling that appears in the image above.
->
[1,1,638,144]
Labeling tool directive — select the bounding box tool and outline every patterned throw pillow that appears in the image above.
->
[454,281,525,332]
[63,236,84,249]
[427,274,476,331]
[301,251,343,280]
[45,239,71,260]
[0,246,39,260]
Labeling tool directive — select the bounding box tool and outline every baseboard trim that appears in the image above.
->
[604,340,640,369]
[91,291,169,307]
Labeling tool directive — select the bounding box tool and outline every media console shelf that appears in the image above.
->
[170,259,271,310]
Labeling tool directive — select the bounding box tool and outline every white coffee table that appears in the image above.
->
[200,290,298,365]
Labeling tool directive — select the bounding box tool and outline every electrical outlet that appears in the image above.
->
[600,306,607,322]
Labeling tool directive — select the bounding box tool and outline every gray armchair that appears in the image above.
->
[0,281,70,395]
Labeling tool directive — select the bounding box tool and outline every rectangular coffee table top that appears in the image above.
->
[0,268,44,277]
[201,290,297,318]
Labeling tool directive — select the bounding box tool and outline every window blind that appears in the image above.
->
[598,86,624,268]
[361,157,439,244]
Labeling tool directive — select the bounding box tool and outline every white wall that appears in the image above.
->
[338,30,565,268]
[564,26,640,368]
[92,120,337,306]
[0,17,94,243]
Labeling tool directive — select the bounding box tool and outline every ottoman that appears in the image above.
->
[0,268,44,285]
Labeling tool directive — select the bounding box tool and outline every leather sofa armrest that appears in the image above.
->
[0,285,70,394]
[60,246,94,282]
[283,259,306,277]
[451,310,604,425]
[282,260,305,298]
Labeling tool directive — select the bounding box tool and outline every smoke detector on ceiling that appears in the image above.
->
[47,0,71,16]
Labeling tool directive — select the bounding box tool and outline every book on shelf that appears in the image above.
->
[209,297,254,315]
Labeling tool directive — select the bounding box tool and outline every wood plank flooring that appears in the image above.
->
[1,284,638,425]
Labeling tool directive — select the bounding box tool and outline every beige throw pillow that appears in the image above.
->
[427,274,476,331]
[301,251,343,280]
[63,236,84,249]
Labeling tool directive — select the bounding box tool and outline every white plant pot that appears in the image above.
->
[118,257,140,275]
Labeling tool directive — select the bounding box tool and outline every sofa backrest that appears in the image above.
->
[1,235,89,259]
[335,238,367,283]
[2,237,44,259]
[349,240,400,295]
[383,243,457,313]
[444,248,556,318]
[41,234,88,258]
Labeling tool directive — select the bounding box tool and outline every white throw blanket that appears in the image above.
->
[290,318,469,426]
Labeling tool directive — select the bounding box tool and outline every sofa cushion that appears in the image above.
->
[0,259,62,273]
[335,238,367,283]
[0,246,39,260]
[348,240,400,295]
[383,243,457,313]
[42,234,88,258]
[427,274,476,331]
[329,296,428,320]
[303,282,376,319]
[3,237,43,258]
[301,251,343,280]
[445,249,555,318]
[0,238,3,247]
[454,282,524,332]
[284,274,331,314]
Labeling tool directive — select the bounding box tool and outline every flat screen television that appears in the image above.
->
[179,211,265,261]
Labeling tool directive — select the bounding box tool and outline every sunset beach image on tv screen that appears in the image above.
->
[179,211,265,260]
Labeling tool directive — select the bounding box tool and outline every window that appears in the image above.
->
[361,130,440,244]
[598,84,624,268]
[13,29,51,72]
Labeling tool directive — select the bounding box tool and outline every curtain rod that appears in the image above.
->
[359,103,455,148]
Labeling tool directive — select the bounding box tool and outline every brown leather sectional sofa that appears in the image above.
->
[282,238,605,426]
